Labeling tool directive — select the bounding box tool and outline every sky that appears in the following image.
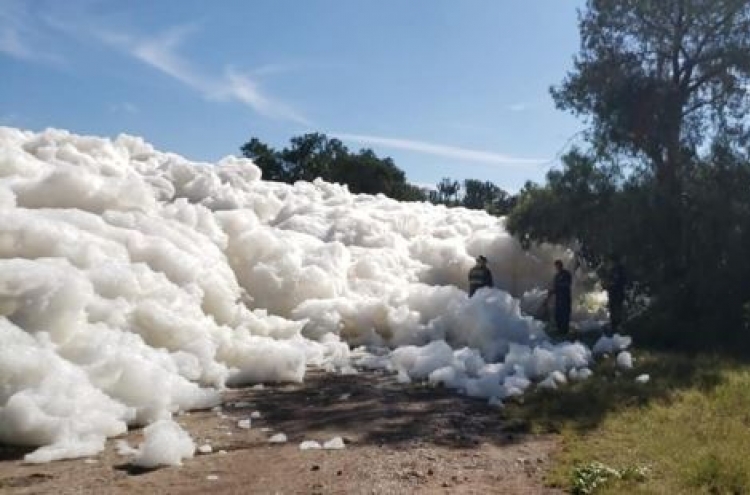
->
[0,0,586,192]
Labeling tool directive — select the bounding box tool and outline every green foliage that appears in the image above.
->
[240,133,429,201]
[571,461,648,495]
[508,149,617,256]
[511,0,750,350]
[554,0,750,187]
[549,355,750,494]
[435,177,461,205]
[462,179,515,215]
[689,453,750,494]
[240,134,517,215]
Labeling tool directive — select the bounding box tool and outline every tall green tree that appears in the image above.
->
[510,0,750,350]
[554,0,750,190]
[554,0,750,281]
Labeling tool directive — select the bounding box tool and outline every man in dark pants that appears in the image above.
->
[468,255,493,297]
[547,259,572,334]
[602,256,627,331]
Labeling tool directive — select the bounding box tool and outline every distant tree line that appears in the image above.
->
[240,133,515,215]
[240,133,425,201]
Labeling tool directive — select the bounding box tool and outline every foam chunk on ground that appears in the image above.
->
[299,440,322,450]
[132,419,195,468]
[323,437,345,450]
[616,351,634,370]
[269,433,287,443]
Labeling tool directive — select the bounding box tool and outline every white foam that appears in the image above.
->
[593,334,632,355]
[616,351,634,370]
[299,440,322,450]
[132,419,195,467]
[323,437,345,450]
[0,127,615,461]
[269,433,287,443]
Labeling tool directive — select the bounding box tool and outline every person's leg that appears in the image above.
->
[561,306,571,334]
[610,299,623,330]
[555,305,569,334]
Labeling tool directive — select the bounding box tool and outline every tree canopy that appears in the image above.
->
[509,0,750,351]
[240,134,515,212]
[240,133,427,201]
[553,0,750,189]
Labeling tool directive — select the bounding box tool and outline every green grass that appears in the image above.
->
[504,351,750,494]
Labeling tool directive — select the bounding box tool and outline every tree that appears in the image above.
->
[282,133,347,183]
[437,178,461,204]
[239,133,427,202]
[554,0,750,191]
[510,0,750,350]
[462,179,495,210]
[462,179,516,215]
[508,150,618,257]
[240,138,288,182]
[554,1,750,281]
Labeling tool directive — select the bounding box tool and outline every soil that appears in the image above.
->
[0,370,563,494]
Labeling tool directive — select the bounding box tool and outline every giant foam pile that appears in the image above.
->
[0,127,617,464]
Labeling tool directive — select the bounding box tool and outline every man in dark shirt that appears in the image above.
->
[468,255,493,297]
[547,259,572,334]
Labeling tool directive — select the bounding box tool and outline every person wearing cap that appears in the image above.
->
[468,255,494,297]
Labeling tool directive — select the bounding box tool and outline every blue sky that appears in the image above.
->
[0,0,585,191]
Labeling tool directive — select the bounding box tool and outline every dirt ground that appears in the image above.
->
[0,370,563,494]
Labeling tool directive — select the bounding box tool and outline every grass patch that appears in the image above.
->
[513,351,750,493]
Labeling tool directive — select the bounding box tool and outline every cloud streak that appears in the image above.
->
[1,1,308,126]
[332,133,546,167]
[0,0,64,64]
[100,25,309,125]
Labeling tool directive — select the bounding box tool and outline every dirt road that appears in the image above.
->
[0,370,563,494]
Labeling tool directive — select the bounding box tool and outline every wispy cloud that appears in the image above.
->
[109,102,139,115]
[220,68,309,124]
[1,0,308,126]
[332,133,546,168]
[0,0,64,64]
[98,25,309,125]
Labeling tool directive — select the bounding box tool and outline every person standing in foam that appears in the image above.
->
[468,255,494,297]
[547,259,573,334]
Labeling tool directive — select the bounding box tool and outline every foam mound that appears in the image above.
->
[0,127,610,462]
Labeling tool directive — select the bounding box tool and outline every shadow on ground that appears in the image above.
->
[229,349,732,449]
[230,370,527,450]
[0,446,34,463]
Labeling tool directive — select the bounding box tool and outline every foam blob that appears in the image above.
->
[132,419,195,468]
[299,440,322,450]
[323,437,345,450]
[616,351,634,370]
[593,333,632,355]
[269,433,288,443]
